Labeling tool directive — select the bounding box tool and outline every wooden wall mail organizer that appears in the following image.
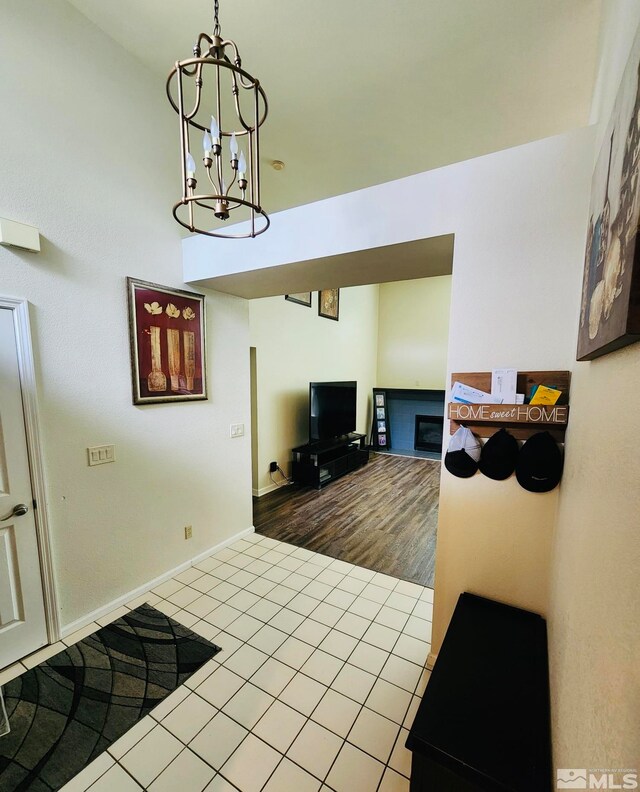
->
[447,370,570,441]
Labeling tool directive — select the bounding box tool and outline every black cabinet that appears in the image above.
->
[406,593,551,792]
[292,433,368,489]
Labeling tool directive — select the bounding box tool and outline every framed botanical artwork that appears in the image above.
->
[577,28,640,360]
[378,421,386,433]
[127,277,207,404]
[285,292,312,307]
[376,407,385,420]
[318,288,339,321]
[375,394,385,407]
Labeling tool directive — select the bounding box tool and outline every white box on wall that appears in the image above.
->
[0,218,41,252]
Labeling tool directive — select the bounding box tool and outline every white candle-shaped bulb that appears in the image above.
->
[203,130,212,154]
[238,150,247,176]
[230,133,238,157]
[210,116,220,142]
[186,151,196,176]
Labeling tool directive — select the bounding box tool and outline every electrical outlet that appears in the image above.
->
[269,461,278,472]
[184,525,193,540]
[230,423,245,438]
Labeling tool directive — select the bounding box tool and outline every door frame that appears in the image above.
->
[1,296,59,644]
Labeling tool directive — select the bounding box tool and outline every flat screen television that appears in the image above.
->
[309,381,357,442]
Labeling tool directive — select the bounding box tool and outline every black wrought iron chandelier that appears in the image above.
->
[166,0,269,238]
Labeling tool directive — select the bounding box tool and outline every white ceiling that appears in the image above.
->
[190,235,455,298]
[68,0,601,216]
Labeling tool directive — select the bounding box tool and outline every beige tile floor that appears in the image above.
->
[7,532,434,791]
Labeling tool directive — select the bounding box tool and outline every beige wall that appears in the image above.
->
[548,0,640,770]
[0,0,252,628]
[431,126,595,655]
[249,286,379,494]
[246,129,595,657]
[377,276,452,390]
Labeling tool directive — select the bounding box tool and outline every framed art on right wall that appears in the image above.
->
[577,28,640,360]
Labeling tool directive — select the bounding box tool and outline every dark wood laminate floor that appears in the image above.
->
[253,452,439,587]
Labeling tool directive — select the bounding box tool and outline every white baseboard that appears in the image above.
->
[253,482,279,498]
[426,651,438,670]
[60,526,255,638]
[188,526,255,565]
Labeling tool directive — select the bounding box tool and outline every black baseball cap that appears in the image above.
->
[444,426,481,478]
[516,431,563,492]
[479,428,519,480]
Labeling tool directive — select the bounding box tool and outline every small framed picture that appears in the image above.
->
[375,394,385,407]
[377,421,386,433]
[376,407,385,420]
[378,434,387,446]
[285,293,312,307]
[127,277,207,405]
[318,288,339,321]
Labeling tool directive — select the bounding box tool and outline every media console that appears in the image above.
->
[291,433,369,489]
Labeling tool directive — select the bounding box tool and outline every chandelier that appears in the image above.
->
[166,0,269,238]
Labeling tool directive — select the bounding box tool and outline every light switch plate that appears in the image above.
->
[87,445,115,466]
[230,423,245,438]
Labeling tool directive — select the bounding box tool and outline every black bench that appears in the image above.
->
[406,592,551,791]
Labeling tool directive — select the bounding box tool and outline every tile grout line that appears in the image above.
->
[191,576,429,675]
[162,536,431,701]
[139,562,424,787]
[113,556,422,788]
[171,537,432,621]
[52,533,428,792]
[168,549,432,656]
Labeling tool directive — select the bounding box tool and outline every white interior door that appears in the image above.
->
[0,307,47,669]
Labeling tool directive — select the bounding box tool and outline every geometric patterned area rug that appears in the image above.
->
[0,604,221,792]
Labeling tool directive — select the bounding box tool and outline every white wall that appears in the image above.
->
[0,0,252,628]
[547,0,640,770]
[249,286,379,494]
[431,129,595,653]
[377,276,451,390]
[189,127,595,651]
[181,3,640,768]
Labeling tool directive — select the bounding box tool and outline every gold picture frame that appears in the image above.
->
[318,288,340,321]
[285,292,312,307]
[127,277,207,404]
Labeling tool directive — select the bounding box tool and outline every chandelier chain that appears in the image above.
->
[213,0,221,36]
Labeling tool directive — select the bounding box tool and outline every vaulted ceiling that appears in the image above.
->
[68,0,601,215]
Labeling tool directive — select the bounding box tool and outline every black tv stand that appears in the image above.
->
[292,433,369,489]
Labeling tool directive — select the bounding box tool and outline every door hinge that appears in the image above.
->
[32,498,37,510]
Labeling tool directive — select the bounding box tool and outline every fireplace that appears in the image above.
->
[373,388,445,455]
[414,414,444,453]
